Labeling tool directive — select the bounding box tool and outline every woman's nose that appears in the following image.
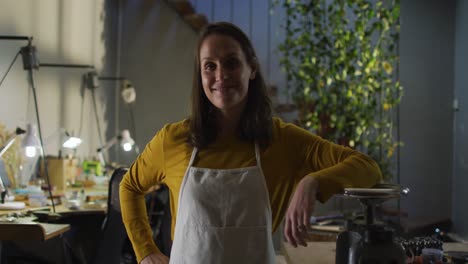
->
[215,67,228,81]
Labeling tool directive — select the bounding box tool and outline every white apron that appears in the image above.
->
[169,144,276,264]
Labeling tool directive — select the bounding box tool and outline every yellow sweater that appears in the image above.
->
[120,117,382,261]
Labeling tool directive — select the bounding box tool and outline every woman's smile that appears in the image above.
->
[210,84,237,94]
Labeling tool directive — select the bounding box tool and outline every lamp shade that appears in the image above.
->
[121,80,136,104]
[62,135,82,149]
[120,129,135,152]
[22,124,40,158]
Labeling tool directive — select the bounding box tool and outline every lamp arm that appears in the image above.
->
[98,76,126,81]
[43,127,65,144]
[0,136,18,158]
[40,63,94,69]
[0,36,30,41]
[0,183,5,197]
[96,136,120,168]
[0,125,25,157]
[97,136,119,153]
[0,171,5,195]
[0,126,26,201]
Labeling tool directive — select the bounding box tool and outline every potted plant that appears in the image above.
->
[277,0,402,181]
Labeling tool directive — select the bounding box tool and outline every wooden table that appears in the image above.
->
[282,242,336,264]
[0,203,107,263]
[281,242,468,264]
[0,216,70,241]
[0,212,71,263]
[0,201,106,241]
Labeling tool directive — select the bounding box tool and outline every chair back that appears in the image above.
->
[109,167,127,214]
[93,167,173,263]
[92,167,129,264]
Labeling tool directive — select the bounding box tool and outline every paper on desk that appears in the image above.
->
[0,201,26,210]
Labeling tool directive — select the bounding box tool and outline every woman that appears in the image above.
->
[120,22,382,264]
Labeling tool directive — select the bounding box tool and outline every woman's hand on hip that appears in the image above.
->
[140,252,169,264]
[284,176,319,248]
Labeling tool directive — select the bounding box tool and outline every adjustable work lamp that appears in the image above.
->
[85,72,136,104]
[97,129,136,169]
[84,71,138,141]
[84,72,139,166]
[97,75,137,104]
[29,60,92,216]
[43,127,83,156]
[62,134,82,149]
[22,123,40,158]
[0,124,72,190]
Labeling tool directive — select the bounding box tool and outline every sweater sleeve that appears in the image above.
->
[120,125,167,262]
[284,122,382,202]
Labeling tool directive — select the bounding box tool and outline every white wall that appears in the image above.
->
[0,0,111,160]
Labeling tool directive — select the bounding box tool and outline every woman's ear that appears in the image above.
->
[250,58,258,80]
[250,71,256,80]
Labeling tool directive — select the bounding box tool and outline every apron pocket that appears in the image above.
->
[223,226,275,264]
[170,225,275,264]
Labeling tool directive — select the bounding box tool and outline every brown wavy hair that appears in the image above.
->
[189,22,273,149]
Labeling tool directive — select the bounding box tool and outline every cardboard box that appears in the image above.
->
[41,157,79,190]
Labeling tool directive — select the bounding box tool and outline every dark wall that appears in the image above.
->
[452,0,468,239]
[399,0,455,223]
[112,0,197,165]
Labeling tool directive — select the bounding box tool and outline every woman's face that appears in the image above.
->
[199,34,255,114]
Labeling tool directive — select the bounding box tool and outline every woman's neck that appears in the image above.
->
[216,104,244,140]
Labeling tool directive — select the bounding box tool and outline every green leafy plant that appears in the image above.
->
[277,0,402,181]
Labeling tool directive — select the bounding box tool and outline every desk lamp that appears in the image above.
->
[43,127,83,157]
[0,127,27,209]
[97,76,136,104]
[29,59,92,219]
[97,129,136,169]
[22,124,40,158]
[84,72,138,148]
[18,38,61,217]
[62,133,82,149]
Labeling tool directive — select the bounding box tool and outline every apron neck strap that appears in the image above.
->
[254,143,262,168]
[188,147,198,168]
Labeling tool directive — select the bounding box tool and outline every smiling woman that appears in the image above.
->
[199,34,254,112]
[119,21,382,264]
[190,22,272,150]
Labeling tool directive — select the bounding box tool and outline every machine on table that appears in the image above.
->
[335,184,409,264]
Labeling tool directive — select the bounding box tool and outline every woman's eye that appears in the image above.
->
[204,63,216,71]
[225,59,239,69]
